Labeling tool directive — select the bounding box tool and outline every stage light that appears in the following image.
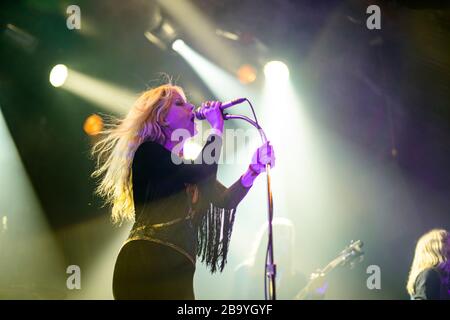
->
[158,0,240,69]
[60,68,137,114]
[49,64,68,87]
[237,64,257,84]
[168,39,256,104]
[263,61,289,82]
[144,14,178,51]
[4,24,38,54]
[83,114,104,136]
[172,39,185,52]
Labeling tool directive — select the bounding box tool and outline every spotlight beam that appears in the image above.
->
[51,67,138,115]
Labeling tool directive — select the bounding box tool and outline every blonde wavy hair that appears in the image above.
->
[407,229,450,295]
[91,84,186,224]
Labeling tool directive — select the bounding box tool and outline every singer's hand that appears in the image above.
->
[202,100,224,134]
[250,141,275,174]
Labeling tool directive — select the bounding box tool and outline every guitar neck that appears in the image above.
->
[320,256,342,276]
[294,241,363,300]
[294,255,347,300]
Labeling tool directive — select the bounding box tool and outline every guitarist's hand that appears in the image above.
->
[308,270,328,298]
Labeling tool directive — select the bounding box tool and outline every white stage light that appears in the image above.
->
[49,64,68,87]
[172,39,186,52]
[263,61,289,82]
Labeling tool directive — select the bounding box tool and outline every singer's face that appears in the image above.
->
[165,92,197,137]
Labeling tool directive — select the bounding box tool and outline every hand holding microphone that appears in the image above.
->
[199,100,224,134]
[195,98,246,120]
[195,98,246,134]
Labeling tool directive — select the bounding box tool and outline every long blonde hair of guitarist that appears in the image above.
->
[406,229,450,295]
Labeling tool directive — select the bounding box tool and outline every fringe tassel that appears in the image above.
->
[196,203,236,273]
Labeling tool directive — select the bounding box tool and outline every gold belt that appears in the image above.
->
[123,217,196,266]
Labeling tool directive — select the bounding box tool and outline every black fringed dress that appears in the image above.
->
[112,134,250,299]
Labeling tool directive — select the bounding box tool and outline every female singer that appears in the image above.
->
[92,83,275,299]
[407,229,450,300]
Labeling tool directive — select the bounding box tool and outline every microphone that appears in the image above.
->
[195,98,246,120]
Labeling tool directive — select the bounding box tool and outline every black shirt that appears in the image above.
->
[128,134,250,271]
[411,268,450,300]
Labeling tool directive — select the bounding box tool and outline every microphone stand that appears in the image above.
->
[224,113,276,301]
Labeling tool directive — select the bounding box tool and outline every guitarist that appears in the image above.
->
[295,240,364,300]
[407,229,450,300]
[295,270,328,300]
[232,218,307,299]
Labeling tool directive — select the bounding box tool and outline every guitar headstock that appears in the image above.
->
[337,240,364,269]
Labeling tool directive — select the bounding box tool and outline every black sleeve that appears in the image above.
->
[134,134,222,189]
[413,268,442,300]
[210,179,250,210]
[181,134,222,184]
